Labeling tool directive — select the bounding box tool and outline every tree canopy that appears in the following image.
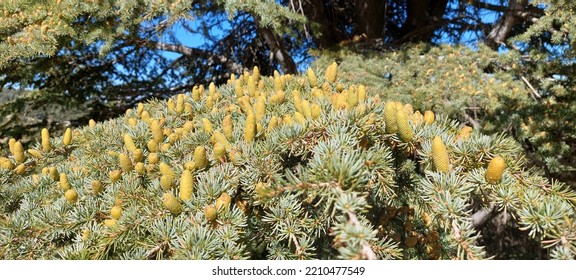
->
[1,0,575,180]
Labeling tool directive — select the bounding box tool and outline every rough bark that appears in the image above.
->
[485,0,529,50]
[354,0,386,39]
[258,26,298,74]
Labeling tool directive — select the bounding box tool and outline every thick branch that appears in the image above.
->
[485,0,529,50]
[471,204,498,229]
[469,0,543,21]
[256,24,298,74]
[143,40,244,74]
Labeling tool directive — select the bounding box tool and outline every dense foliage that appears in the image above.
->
[1,66,575,259]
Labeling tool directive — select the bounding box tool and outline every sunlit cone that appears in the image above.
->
[109,170,122,183]
[0,157,14,170]
[247,75,256,97]
[424,111,435,124]
[431,136,449,173]
[159,162,174,177]
[63,128,72,146]
[384,101,398,134]
[88,119,96,127]
[292,90,303,113]
[148,153,159,164]
[104,219,118,228]
[123,134,137,152]
[133,149,144,163]
[162,193,182,215]
[134,162,146,175]
[310,104,321,119]
[118,153,133,172]
[193,146,208,170]
[147,139,159,152]
[41,128,51,152]
[212,131,232,150]
[110,205,122,220]
[358,85,366,101]
[307,68,317,87]
[184,104,194,119]
[167,98,175,111]
[160,174,174,190]
[213,142,227,163]
[204,204,217,221]
[176,94,185,114]
[140,111,151,122]
[14,164,26,175]
[27,149,42,159]
[273,75,284,92]
[457,126,473,140]
[294,112,306,125]
[239,96,254,115]
[92,180,103,195]
[216,193,232,210]
[49,166,59,181]
[8,138,16,154]
[347,88,358,107]
[179,170,193,200]
[137,102,144,116]
[128,117,138,127]
[396,109,413,142]
[150,120,163,143]
[270,90,285,104]
[301,99,312,119]
[411,111,423,125]
[64,189,78,203]
[244,112,257,142]
[201,118,213,134]
[192,86,201,101]
[60,173,71,190]
[485,156,506,184]
[234,82,243,98]
[223,114,233,140]
[267,116,278,132]
[325,62,338,83]
[255,98,266,121]
[12,141,25,163]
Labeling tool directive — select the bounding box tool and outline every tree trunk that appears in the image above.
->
[355,0,386,39]
[485,0,529,50]
[397,0,449,43]
[301,0,339,49]
[258,26,298,74]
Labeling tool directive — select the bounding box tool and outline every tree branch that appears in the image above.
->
[485,0,529,50]
[346,211,378,260]
[471,203,498,229]
[140,39,244,75]
[257,25,298,74]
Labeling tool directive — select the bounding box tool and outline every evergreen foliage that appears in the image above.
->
[1,65,575,259]
[312,42,576,186]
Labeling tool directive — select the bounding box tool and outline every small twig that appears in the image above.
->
[521,75,541,100]
[462,112,482,130]
[290,234,302,256]
[146,241,169,260]
[346,211,378,260]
